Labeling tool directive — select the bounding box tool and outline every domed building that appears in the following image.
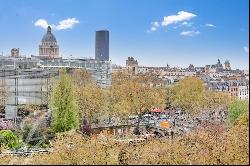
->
[39,26,59,58]
[224,60,231,70]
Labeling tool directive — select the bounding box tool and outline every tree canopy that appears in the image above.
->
[227,99,249,126]
[170,77,206,114]
[50,69,79,133]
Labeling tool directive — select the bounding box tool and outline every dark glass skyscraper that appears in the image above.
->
[95,30,109,61]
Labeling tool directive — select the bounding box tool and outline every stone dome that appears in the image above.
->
[41,26,57,43]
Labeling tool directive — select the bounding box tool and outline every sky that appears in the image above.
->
[0,0,249,69]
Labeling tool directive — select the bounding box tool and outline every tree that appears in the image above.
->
[0,124,248,165]
[76,83,108,124]
[227,99,249,126]
[165,86,175,109]
[71,69,92,87]
[170,77,206,114]
[133,73,165,87]
[50,69,79,133]
[112,72,132,85]
[111,79,166,121]
[204,91,230,110]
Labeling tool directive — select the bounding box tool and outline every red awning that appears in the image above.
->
[151,108,163,113]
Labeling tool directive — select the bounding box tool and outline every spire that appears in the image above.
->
[217,59,221,64]
[47,26,52,33]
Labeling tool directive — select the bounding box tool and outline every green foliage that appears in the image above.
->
[170,77,206,114]
[227,99,249,126]
[21,122,48,147]
[111,79,166,120]
[77,83,108,123]
[50,69,79,133]
[165,86,175,109]
[236,111,249,127]
[204,91,230,109]
[0,130,21,150]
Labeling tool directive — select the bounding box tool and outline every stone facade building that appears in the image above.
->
[39,26,59,59]
[126,57,138,74]
[11,48,19,58]
[224,60,231,70]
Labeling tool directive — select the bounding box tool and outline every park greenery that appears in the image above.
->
[0,111,248,165]
[227,99,249,126]
[50,69,79,133]
[0,130,21,151]
[0,69,249,165]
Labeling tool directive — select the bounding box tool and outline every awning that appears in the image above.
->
[151,108,163,113]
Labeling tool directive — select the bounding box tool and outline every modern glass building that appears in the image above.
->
[40,58,112,88]
[95,30,109,61]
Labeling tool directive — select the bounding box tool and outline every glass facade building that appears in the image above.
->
[95,30,109,61]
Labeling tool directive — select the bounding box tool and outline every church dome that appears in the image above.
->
[41,26,57,43]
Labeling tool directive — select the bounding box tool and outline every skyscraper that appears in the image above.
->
[95,30,109,61]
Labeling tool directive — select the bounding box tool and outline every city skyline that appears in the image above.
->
[0,0,249,69]
[95,30,109,61]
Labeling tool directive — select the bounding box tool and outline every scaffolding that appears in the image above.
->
[0,68,59,121]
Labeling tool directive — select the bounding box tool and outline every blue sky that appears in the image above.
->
[0,0,249,69]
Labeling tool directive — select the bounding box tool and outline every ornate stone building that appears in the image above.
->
[224,60,231,70]
[39,26,59,59]
[126,57,138,74]
[11,48,19,58]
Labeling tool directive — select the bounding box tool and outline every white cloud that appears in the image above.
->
[180,30,200,37]
[244,46,249,54]
[152,21,160,27]
[151,27,157,32]
[161,11,197,27]
[34,18,79,30]
[182,21,188,25]
[147,22,159,32]
[34,19,50,29]
[147,27,157,33]
[55,18,79,30]
[205,23,216,28]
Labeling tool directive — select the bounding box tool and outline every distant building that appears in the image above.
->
[216,59,223,71]
[39,58,112,88]
[205,59,224,73]
[111,64,126,73]
[95,30,109,61]
[126,57,138,74]
[188,64,195,71]
[163,71,196,77]
[39,26,59,59]
[195,67,205,75]
[0,57,39,69]
[238,84,249,100]
[229,85,239,99]
[207,80,249,100]
[138,66,148,74]
[224,60,231,70]
[11,48,19,58]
